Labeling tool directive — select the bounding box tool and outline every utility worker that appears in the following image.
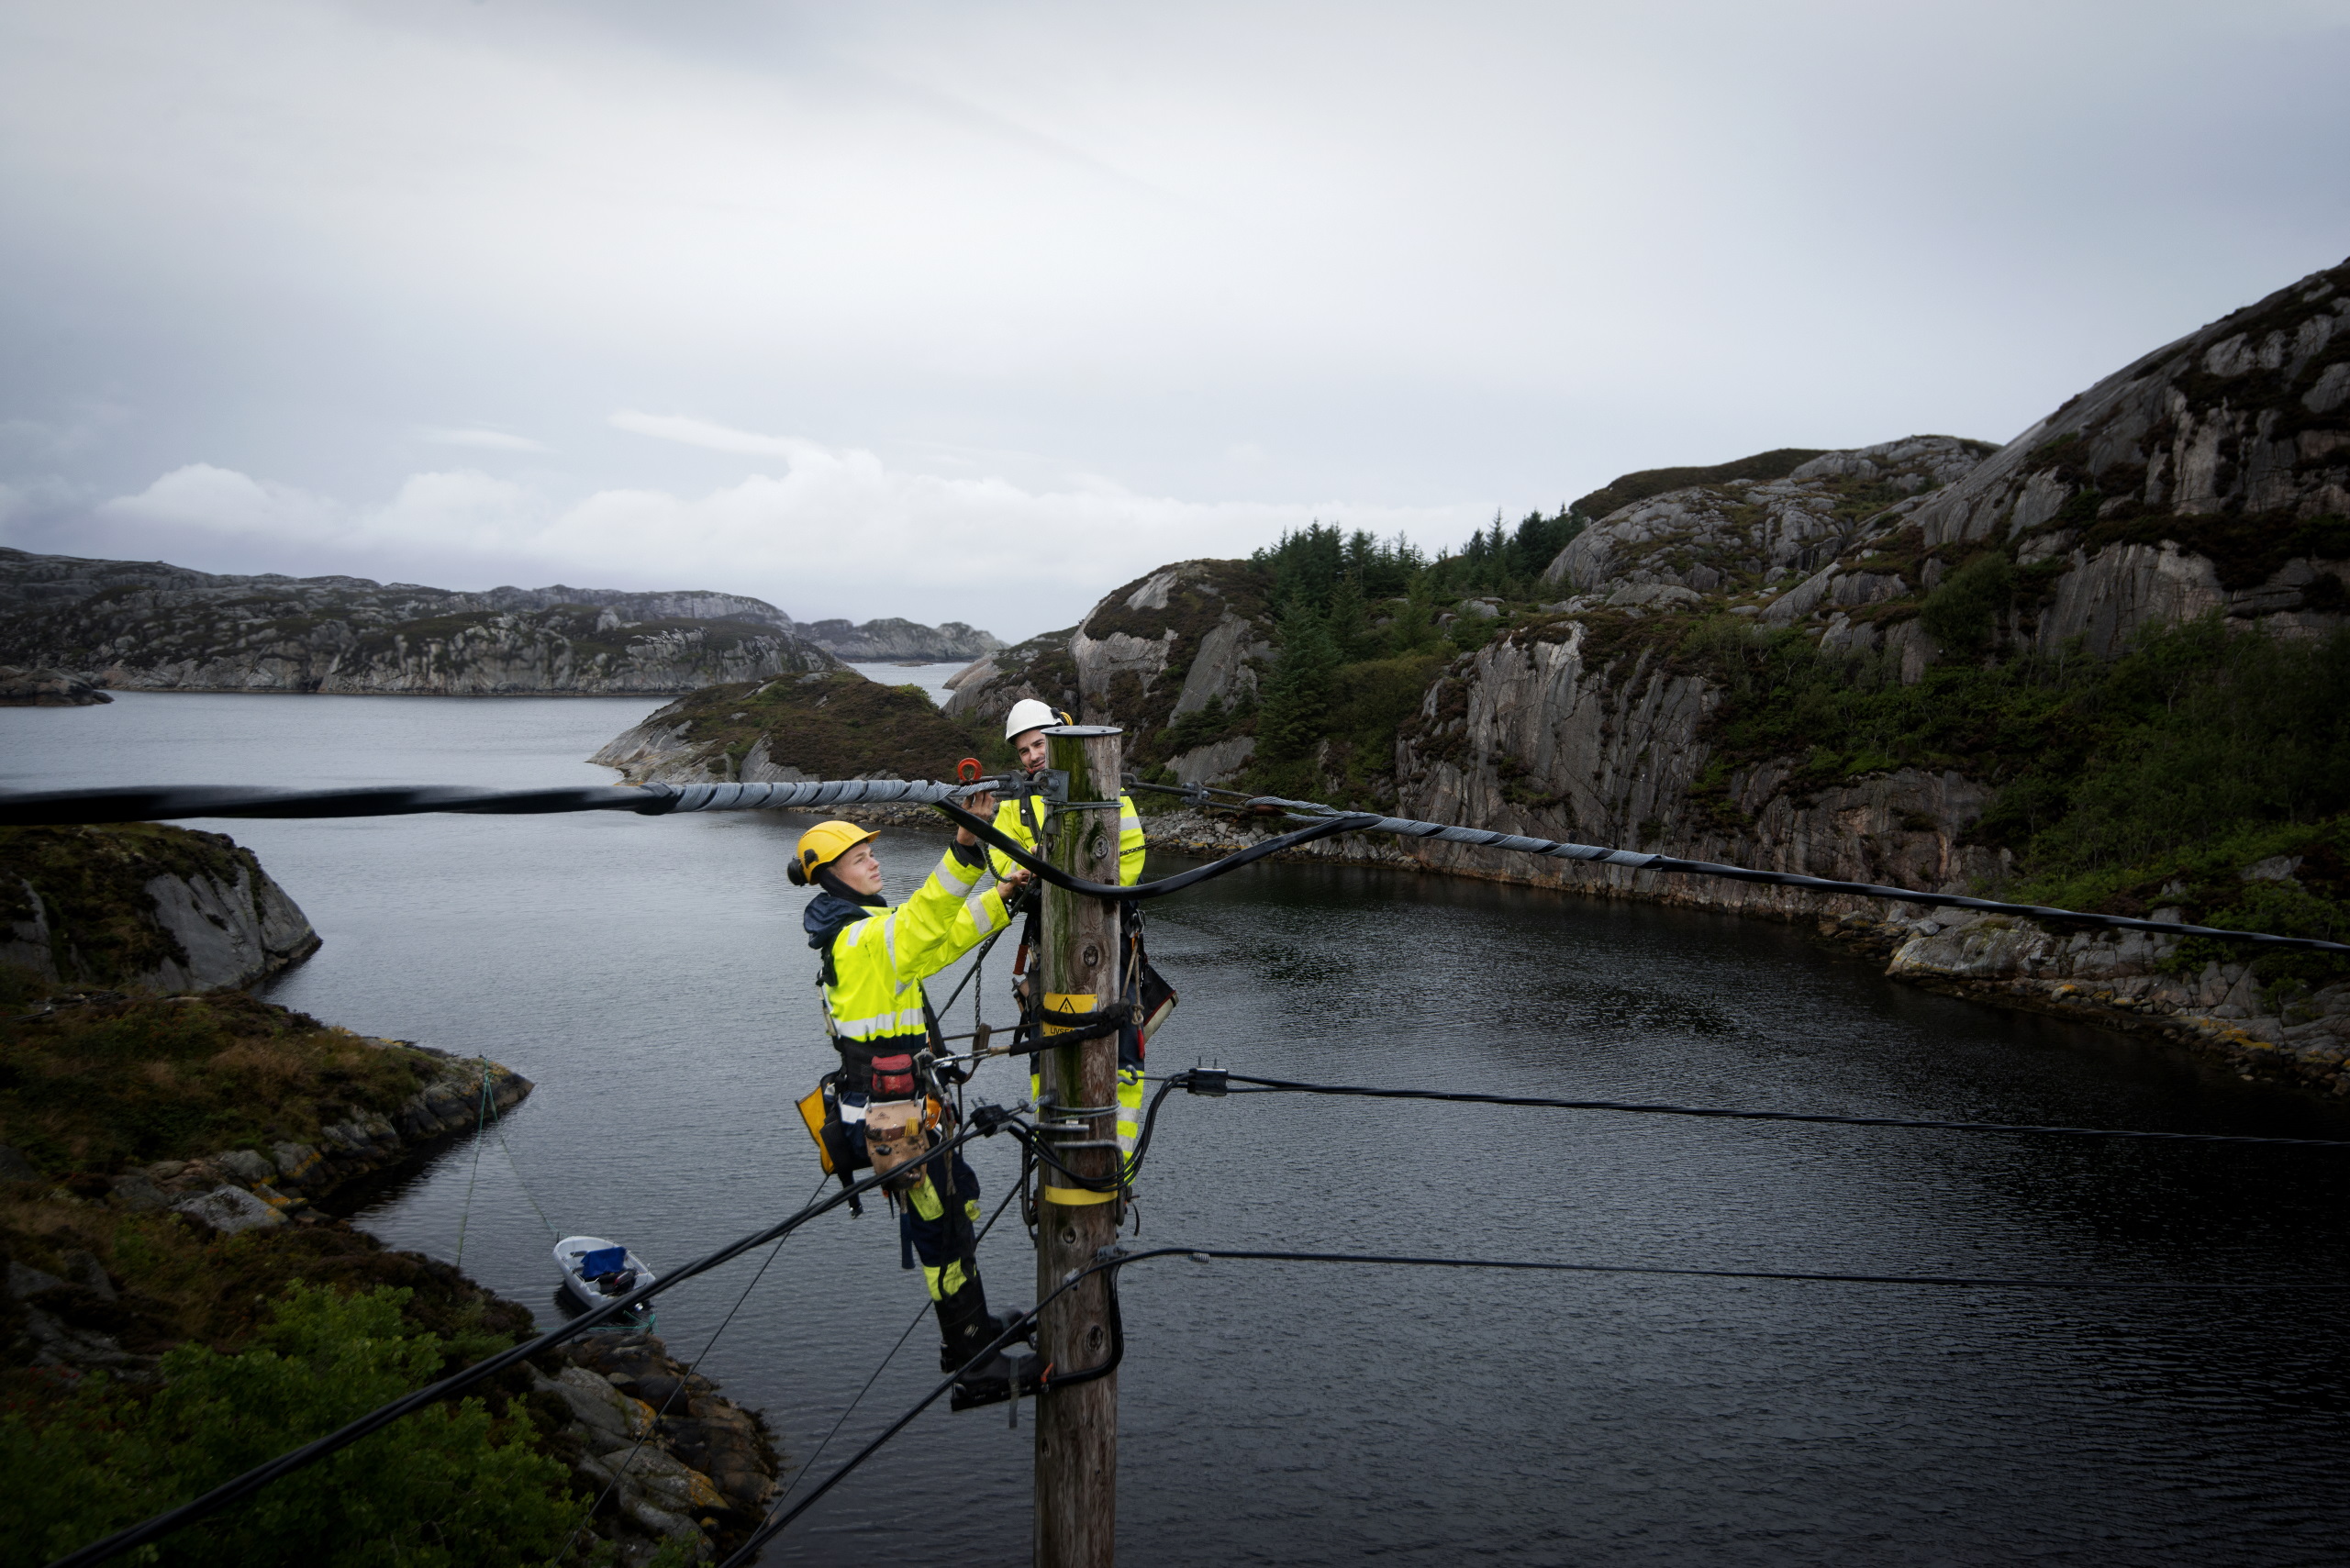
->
[790,807,1034,1399]
[990,698,1150,1175]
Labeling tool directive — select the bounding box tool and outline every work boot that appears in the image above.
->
[933,1280,1004,1373]
[949,1348,1041,1412]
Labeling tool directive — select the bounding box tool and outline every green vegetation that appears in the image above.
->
[0,826,266,989]
[3,1283,583,1567]
[1213,516,1584,799]
[1677,613,2350,984]
[656,669,980,782]
[0,987,435,1177]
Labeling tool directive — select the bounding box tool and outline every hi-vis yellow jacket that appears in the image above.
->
[987,792,1146,886]
[818,843,1011,1051]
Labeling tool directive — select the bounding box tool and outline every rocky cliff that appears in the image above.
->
[0,548,841,695]
[944,560,1277,782]
[800,616,1004,662]
[1,824,319,992]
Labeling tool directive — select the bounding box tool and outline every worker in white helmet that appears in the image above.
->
[991,697,1146,885]
[991,697,1156,1176]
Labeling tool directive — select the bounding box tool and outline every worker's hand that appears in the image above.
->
[955,789,996,847]
[997,864,1033,895]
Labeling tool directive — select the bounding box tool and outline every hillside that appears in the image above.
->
[0,549,838,695]
[935,257,2350,1082]
[2,832,780,1563]
[593,668,980,790]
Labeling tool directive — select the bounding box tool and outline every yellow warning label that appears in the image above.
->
[1041,992,1097,1036]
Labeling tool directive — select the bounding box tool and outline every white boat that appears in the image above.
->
[554,1234,657,1316]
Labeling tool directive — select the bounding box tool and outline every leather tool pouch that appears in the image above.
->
[863,1098,929,1190]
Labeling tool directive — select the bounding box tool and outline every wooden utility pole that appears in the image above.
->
[1034,723,1123,1568]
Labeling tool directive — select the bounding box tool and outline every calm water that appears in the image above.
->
[10,692,2350,1566]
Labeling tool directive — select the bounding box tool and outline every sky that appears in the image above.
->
[2,1,2346,640]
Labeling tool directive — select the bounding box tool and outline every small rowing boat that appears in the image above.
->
[554,1234,657,1317]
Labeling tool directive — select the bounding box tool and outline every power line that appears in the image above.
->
[42,1128,996,1568]
[1227,790,2350,957]
[711,1237,2350,1562]
[1190,1070,2350,1149]
[6,775,2334,952]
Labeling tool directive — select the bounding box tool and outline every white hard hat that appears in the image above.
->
[1004,696,1060,741]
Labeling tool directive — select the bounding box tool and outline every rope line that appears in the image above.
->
[451,1073,491,1268]
[1200,1071,2350,1149]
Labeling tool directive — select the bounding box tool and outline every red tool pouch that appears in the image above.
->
[870,1052,917,1099]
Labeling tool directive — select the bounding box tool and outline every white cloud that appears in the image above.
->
[85,447,1486,633]
[100,462,339,538]
[607,411,807,462]
[417,426,550,453]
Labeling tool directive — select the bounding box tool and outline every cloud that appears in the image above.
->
[417,427,550,453]
[608,411,808,461]
[100,462,339,537]
[84,446,1486,634]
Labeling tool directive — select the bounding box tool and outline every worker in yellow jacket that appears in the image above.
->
[990,698,1150,1175]
[791,807,1033,1398]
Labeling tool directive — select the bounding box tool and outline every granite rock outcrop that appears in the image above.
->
[2,824,319,992]
[944,560,1275,784]
[0,548,839,695]
[801,617,1004,662]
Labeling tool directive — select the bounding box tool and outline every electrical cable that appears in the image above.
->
[11,774,2330,952]
[1226,789,2350,957]
[714,1231,2350,1565]
[1191,1070,2350,1148]
[551,1173,833,1567]
[41,1128,996,1568]
[759,1181,1026,1527]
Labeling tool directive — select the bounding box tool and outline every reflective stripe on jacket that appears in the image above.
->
[822,846,1011,1049]
[988,791,1145,885]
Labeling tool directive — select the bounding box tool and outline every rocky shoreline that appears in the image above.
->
[1142,806,2350,1099]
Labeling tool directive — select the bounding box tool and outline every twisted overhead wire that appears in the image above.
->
[1234,792,2350,957]
[8,771,2341,951]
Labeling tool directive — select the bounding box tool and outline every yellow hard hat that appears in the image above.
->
[787,820,878,886]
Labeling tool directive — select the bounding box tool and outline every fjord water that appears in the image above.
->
[11,693,2350,1566]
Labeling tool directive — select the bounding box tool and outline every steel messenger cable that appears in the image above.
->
[1167,1069,2350,1149]
[40,1125,1000,1568]
[714,1239,2350,1563]
[3,776,2343,955]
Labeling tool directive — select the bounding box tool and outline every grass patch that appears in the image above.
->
[645,669,983,782]
[0,989,435,1178]
[0,826,268,990]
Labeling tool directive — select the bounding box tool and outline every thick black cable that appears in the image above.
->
[1231,790,2350,957]
[1205,1071,2350,1148]
[15,776,2333,952]
[756,1179,1026,1530]
[41,1128,990,1568]
[716,1234,2350,1565]
[551,1173,833,1566]
[930,799,1374,900]
[713,1256,1116,1568]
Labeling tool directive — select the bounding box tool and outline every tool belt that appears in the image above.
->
[797,1046,946,1196]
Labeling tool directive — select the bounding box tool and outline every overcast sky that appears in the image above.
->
[3,1,2345,639]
